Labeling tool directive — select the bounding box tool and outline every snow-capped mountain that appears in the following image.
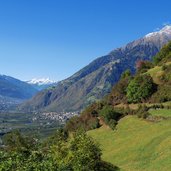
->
[27,78,56,85]
[26,78,58,91]
[145,25,171,38]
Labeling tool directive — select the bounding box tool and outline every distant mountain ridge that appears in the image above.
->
[26,78,58,91]
[0,75,38,110]
[20,25,171,112]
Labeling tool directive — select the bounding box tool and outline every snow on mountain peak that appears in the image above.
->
[27,78,57,85]
[161,25,171,32]
[145,25,171,38]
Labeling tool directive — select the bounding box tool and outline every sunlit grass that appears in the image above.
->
[149,108,171,118]
[88,116,171,171]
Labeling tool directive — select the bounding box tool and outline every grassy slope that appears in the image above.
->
[149,109,171,118]
[146,62,171,84]
[88,116,171,171]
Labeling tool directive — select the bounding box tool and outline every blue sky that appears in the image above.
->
[0,0,171,81]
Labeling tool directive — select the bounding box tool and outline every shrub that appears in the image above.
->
[2,130,37,152]
[107,77,130,105]
[121,69,131,79]
[150,85,171,103]
[70,131,102,170]
[162,64,167,71]
[151,104,164,109]
[153,41,171,64]
[65,113,100,132]
[126,74,155,103]
[108,119,117,130]
[99,106,122,124]
[136,105,150,119]
[136,60,153,73]
[99,106,123,130]
[82,102,104,117]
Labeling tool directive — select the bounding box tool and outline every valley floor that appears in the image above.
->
[88,115,171,171]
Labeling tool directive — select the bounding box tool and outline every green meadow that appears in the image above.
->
[88,116,171,171]
[149,108,171,118]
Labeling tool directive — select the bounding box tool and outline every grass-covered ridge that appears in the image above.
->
[88,115,171,171]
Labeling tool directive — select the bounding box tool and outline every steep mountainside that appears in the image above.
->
[21,25,171,112]
[0,75,38,108]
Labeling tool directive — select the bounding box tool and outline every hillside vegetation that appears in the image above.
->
[64,41,171,171]
[0,130,119,170]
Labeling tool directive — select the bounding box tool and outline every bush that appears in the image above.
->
[136,60,153,73]
[2,130,37,152]
[136,105,150,119]
[150,85,171,103]
[99,106,122,124]
[126,74,155,103]
[65,113,100,132]
[121,69,131,79]
[153,41,171,64]
[159,64,171,83]
[107,77,130,105]
[70,131,102,170]
[99,106,123,130]
[162,64,167,71]
[151,104,164,109]
[108,119,117,130]
[82,102,104,117]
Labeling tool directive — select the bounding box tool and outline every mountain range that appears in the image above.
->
[0,75,38,110]
[17,25,171,112]
[0,75,58,111]
[26,78,58,91]
[0,75,38,100]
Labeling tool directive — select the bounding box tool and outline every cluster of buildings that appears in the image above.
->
[32,111,79,123]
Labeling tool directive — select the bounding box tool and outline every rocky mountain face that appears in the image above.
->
[0,75,38,110]
[20,25,171,112]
